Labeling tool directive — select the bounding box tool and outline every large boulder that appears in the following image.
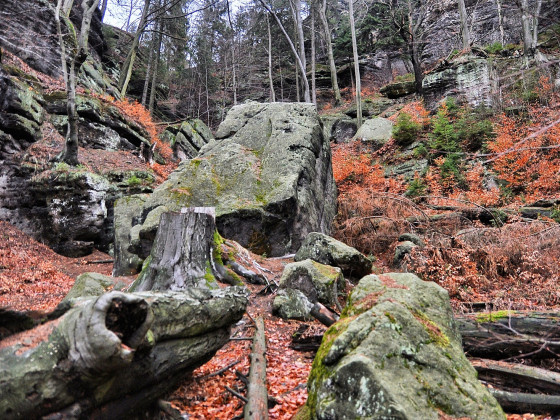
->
[116,102,337,267]
[306,273,504,420]
[295,232,372,280]
[273,288,314,321]
[278,259,344,308]
[321,114,357,144]
[352,117,394,149]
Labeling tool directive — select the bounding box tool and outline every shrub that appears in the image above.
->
[484,42,503,55]
[392,113,421,146]
[405,177,427,197]
[428,104,460,157]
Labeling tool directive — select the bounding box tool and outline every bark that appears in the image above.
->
[0,288,249,419]
[348,0,362,127]
[521,0,534,57]
[458,0,469,49]
[495,0,505,45]
[226,0,237,105]
[130,208,223,292]
[245,317,268,419]
[319,0,342,105]
[311,302,339,327]
[149,6,164,114]
[488,389,560,414]
[456,311,560,359]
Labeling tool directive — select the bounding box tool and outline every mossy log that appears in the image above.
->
[0,288,248,419]
[456,311,560,359]
[244,317,268,420]
[130,207,226,291]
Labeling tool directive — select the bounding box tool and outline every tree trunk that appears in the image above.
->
[149,5,164,114]
[520,0,534,57]
[456,311,560,359]
[244,317,268,420]
[495,0,505,45]
[319,0,342,105]
[458,0,470,49]
[0,288,249,419]
[488,389,560,414]
[311,6,317,106]
[56,0,101,165]
[119,0,151,97]
[100,0,108,21]
[267,15,276,102]
[348,0,362,127]
[311,302,339,327]
[130,208,224,292]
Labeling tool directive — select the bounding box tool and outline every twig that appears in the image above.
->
[84,259,114,264]
[225,386,248,403]
[199,360,240,380]
[230,337,253,341]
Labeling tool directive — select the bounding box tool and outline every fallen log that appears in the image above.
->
[471,358,560,394]
[244,317,268,420]
[456,311,560,359]
[0,288,248,419]
[310,302,340,327]
[488,389,560,414]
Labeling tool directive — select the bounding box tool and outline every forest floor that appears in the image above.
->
[0,220,556,420]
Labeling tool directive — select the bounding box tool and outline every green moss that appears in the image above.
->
[212,230,225,265]
[412,309,450,347]
[307,316,355,411]
[292,405,311,420]
[204,261,216,287]
[475,310,513,323]
[191,158,203,169]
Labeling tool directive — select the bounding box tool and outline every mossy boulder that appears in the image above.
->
[295,232,372,280]
[61,272,128,303]
[273,288,314,321]
[306,273,504,420]
[121,102,337,258]
[393,240,417,267]
[279,259,344,307]
[163,118,214,160]
[320,114,357,143]
[352,117,394,149]
[380,80,416,99]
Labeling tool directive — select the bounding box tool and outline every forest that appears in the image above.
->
[1,0,560,418]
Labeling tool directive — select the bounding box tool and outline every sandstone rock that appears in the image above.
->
[398,233,424,247]
[273,288,314,321]
[113,194,148,276]
[307,273,504,420]
[279,259,344,307]
[394,240,417,267]
[321,114,357,143]
[344,98,394,118]
[164,119,214,160]
[380,80,416,99]
[295,232,372,280]
[422,56,494,110]
[353,117,393,148]
[121,102,337,258]
[61,272,128,304]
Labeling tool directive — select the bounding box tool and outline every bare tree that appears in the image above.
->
[517,0,543,58]
[348,0,362,127]
[266,14,276,102]
[318,0,342,104]
[458,0,470,49]
[55,0,101,165]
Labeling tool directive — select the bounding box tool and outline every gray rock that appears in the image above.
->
[295,232,372,280]
[398,233,424,247]
[353,118,394,148]
[62,272,118,302]
[321,114,357,143]
[164,118,214,161]
[279,259,344,307]
[380,80,416,98]
[113,194,148,276]
[307,273,504,420]
[121,102,337,258]
[520,207,553,220]
[344,98,394,118]
[273,288,313,321]
[393,240,417,267]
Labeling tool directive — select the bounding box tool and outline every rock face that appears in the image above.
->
[162,119,214,161]
[295,232,372,280]
[380,80,416,99]
[116,102,337,267]
[423,55,495,110]
[306,273,504,420]
[0,0,106,80]
[321,115,358,144]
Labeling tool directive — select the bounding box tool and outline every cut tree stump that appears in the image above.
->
[310,302,340,327]
[0,288,249,419]
[245,317,268,420]
[130,208,222,291]
[456,311,560,359]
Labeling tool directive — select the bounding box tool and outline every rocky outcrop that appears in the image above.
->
[162,119,214,161]
[306,273,504,420]
[320,114,357,144]
[422,55,495,110]
[0,0,107,80]
[295,232,372,280]
[114,102,337,269]
[380,80,416,99]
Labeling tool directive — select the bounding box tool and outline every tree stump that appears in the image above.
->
[131,207,223,291]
